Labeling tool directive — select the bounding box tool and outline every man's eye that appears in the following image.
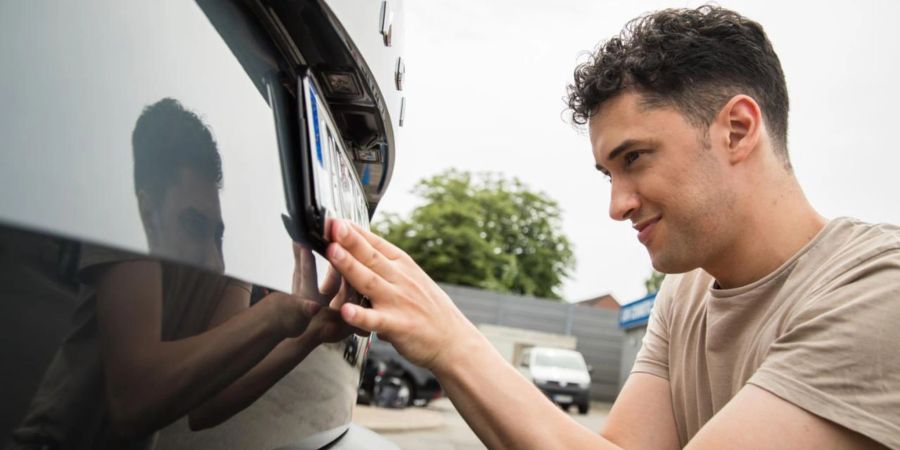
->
[624,151,641,166]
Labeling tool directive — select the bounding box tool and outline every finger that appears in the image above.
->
[296,296,322,318]
[340,303,390,334]
[314,306,369,338]
[320,265,341,297]
[327,242,397,301]
[329,278,350,309]
[332,279,363,310]
[292,243,319,297]
[331,220,395,278]
[349,222,406,261]
[280,295,322,337]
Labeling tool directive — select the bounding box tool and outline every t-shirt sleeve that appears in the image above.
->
[77,243,146,282]
[631,274,677,380]
[748,250,900,449]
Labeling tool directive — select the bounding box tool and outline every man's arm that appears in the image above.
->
[94,261,321,438]
[433,329,619,449]
[605,374,885,450]
[601,373,680,450]
[182,280,324,431]
[324,220,629,449]
[687,385,887,449]
[187,269,363,429]
[325,220,889,450]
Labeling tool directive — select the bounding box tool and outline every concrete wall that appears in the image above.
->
[440,283,625,401]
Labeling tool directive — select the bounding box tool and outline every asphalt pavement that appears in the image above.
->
[354,398,612,449]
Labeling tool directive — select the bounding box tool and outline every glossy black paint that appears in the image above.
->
[0,1,395,448]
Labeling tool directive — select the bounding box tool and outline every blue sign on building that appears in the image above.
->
[619,293,656,329]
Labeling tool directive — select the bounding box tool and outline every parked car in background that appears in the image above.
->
[518,347,593,415]
[357,335,442,408]
[1,1,405,448]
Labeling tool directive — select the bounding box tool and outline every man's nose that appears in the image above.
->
[608,178,640,222]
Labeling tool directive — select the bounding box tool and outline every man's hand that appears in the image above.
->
[324,220,480,371]
[290,242,367,343]
[303,278,370,345]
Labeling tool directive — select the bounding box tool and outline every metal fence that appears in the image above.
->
[440,284,624,401]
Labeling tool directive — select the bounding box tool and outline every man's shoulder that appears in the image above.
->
[823,216,900,256]
[803,217,900,289]
[654,269,713,315]
[781,217,900,327]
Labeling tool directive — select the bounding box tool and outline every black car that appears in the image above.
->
[1,1,406,449]
[357,336,443,408]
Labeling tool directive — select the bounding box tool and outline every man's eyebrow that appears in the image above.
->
[595,139,642,173]
[595,139,639,173]
[607,139,643,162]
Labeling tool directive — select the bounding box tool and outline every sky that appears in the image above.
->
[374,0,900,304]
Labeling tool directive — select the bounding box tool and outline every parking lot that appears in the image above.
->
[355,398,612,449]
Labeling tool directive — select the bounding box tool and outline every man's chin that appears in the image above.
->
[649,250,696,275]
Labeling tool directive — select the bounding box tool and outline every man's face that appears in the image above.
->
[144,167,225,272]
[589,91,737,274]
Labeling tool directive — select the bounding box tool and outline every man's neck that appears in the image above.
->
[704,178,827,290]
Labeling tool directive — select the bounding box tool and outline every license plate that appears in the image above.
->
[302,75,370,230]
[553,394,573,403]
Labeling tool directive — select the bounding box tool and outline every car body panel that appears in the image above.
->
[0,0,402,448]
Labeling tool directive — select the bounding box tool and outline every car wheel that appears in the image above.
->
[373,376,412,409]
[578,402,589,415]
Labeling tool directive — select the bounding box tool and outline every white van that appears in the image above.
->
[518,347,592,414]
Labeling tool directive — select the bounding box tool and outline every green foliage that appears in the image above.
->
[374,169,575,299]
[644,270,665,294]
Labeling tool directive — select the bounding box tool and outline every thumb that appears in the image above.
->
[341,303,388,333]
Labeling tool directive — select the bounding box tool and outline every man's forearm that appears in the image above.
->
[433,331,622,450]
[101,292,319,437]
[187,331,319,430]
[102,299,287,437]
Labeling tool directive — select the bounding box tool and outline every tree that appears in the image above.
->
[644,270,665,295]
[373,169,575,299]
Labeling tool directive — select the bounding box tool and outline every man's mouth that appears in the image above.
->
[633,217,661,245]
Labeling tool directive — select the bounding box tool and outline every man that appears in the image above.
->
[12,99,358,449]
[323,6,899,450]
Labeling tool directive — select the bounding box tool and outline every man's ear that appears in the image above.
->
[716,94,762,165]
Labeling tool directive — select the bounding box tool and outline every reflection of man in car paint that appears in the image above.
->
[12,99,362,450]
[322,6,900,450]
[132,99,227,272]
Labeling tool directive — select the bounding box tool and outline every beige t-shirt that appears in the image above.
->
[633,217,900,449]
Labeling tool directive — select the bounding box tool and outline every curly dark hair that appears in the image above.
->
[132,98,223,202]
[567,6,790,164]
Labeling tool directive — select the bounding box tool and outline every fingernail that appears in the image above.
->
[335,220,348,239]
[343,304,356,320]
[330,244,345,261]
